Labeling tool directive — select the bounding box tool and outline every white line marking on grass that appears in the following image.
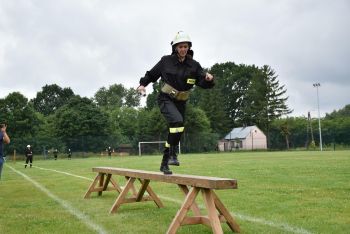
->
[33,166,313,234]
[6,165,108,234]
[33,166,93,181]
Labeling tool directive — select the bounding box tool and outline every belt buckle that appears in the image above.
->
[170,90,177,98]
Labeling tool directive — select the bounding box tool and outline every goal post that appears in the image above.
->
[138,141,181,156]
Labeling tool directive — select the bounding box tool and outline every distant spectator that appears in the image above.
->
[0,123,10,180]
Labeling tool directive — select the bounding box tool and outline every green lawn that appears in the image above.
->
[0,151,349,234]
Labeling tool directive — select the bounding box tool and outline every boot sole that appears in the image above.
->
[160,170,173,175]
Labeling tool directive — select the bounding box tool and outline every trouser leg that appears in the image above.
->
[25,156,29,168]
[158,97,185,167]
[167,122,184,166]
[0,158,4,180]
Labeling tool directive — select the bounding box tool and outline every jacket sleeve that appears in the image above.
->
[195,62,215,89]
[139,58,163,87]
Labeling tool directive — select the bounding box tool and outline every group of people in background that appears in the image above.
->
[1,125,73,179]
[24,146,73,168]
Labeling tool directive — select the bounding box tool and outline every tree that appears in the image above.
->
[280,120,291,150]
[94,84,140,110]
[53,96,111,152]
[190,82,231,137]
[325,104,350,119]
[32,84,74,116]
[182,104,218,152]
[146,82,162,110]
[136,107,168,143]
[108,107,139,144]
[209,62,252,128]
[249,65,292,147]
[0,92,41,153]
[206,63,291,146]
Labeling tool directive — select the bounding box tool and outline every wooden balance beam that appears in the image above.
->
[84,167,240,234]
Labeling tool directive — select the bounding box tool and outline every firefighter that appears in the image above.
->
[67,148,72,159]
[107,146,112,158]
[53,148,58,160]
[137,31,215,174]
[25,145,33,168]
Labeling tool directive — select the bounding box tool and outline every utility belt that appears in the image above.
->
[161,83,190,101]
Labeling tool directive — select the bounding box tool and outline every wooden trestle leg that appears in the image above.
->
[166,187,240,234]
[83,173,122,199]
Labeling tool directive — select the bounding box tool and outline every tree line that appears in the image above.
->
[1,62,349,156]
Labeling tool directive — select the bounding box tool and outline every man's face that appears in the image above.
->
[176,43,189,58]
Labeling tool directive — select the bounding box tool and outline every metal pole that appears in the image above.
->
[313,83,323,151]
[138,142,141,156]
[251,130,254,151]
[13,149,16,163]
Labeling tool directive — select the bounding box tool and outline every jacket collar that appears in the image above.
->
[171,54,192,67]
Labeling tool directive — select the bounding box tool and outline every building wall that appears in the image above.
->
[218,127,267,151]
[243,130,267,150]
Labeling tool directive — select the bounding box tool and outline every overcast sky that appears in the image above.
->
[1,0,349,117]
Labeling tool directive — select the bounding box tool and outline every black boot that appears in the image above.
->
[168,146,180,166]
[160,149,172,175]
[160,164,172,175]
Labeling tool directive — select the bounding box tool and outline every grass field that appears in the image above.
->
[0,151,349,234]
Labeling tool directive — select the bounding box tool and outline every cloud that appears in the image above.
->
[0,0,349,116]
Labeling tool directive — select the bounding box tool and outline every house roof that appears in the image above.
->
[224,126,257,140]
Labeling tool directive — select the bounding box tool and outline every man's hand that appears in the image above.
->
[1,124,10,144]
[137,85,146,97]
[0,124,6,133]
[205,73,214,81]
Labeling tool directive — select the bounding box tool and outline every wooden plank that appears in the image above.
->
[89,186,122,192]
[178,185,202,216]
[166,187,200,234]
[202,189,223,234]
[93,167,237,189]
[182,216,211,228]
[110,177,136,213]
[123,197,154,203]
[212,191,241,232]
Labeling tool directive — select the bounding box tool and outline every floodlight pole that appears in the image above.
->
[313,83,323,151]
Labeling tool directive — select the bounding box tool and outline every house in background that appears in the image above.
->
[218,125,267,151]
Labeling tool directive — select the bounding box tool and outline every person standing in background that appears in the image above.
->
[53,148,58,160]
[0,124,10,180]
[67,148,72,159]
[25,145,33,168]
